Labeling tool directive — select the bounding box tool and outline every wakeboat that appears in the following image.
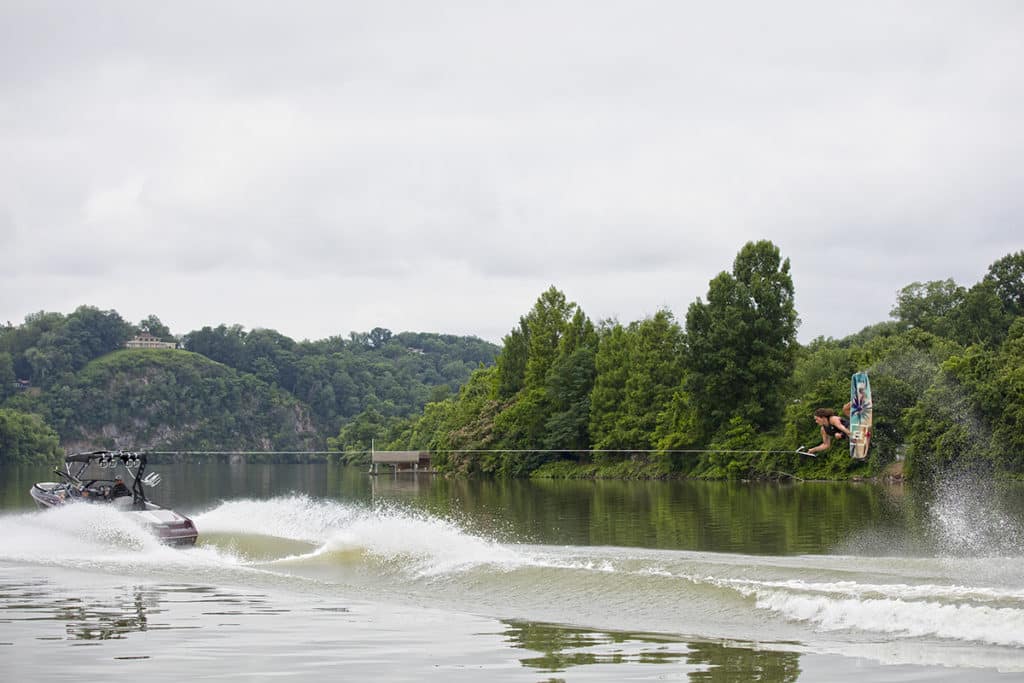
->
[31,450,198,546]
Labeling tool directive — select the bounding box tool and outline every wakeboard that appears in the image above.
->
[849,372,872,460]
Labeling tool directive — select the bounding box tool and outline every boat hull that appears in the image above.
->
[30,483,198,547]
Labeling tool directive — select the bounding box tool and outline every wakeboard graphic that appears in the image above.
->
[849,372,872,460]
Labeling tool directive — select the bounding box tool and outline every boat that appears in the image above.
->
[31,450,198,546]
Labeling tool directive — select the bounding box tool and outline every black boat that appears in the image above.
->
[31,450,198,546]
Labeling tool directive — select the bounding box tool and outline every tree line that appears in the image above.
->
[364,241,1024,481]
[2,240,1022,480]
[0,310,497,463]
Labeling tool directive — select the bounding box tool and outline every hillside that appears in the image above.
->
[0,310,499,462]
[18,349,320,457]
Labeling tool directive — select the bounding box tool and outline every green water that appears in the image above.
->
[6,461,1024,556]
[2,463,1023,681]
[3,462,920,554]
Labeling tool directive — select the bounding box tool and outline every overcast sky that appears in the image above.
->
[2,1,1021,345]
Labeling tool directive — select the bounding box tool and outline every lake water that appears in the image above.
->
[2,462,1023,681]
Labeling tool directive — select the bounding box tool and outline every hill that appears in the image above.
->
[12,349,319,457]
[0,309,499,462]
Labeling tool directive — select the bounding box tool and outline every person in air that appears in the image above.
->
[802,404,852,456]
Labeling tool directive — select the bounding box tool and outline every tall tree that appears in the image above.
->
[543,309,598,450]
[138,314,173,341]
[984,250,1024,317]
[368,327,393,348]
[182,324,247,367]
[495,320,529,399]
[684,240,799,439]
[523,287,576,389]
[617,310,685,450]
[890,279,965,338]
[948,280,1011,346]
[589,322,632,451]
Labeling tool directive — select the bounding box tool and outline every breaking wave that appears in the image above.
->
[2,495,1022,656]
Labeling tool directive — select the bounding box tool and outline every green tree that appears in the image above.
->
[0,351,15,402]
[524,286,577,389]
[684,240,799,440]
[490,288,583,460]
[0,408,62,464]
[368,327,393,348]
[543,309,598,451]
[418,366,504,474]
[12,306,131,388]
[890,279,965,338]
[949,280,1012,346]
[984,250,1024,317]
[327,407,406,463]
[781,339,855,455]
[904,346,996,480]
[589,322,632,452]
[0,311,65,380]
[988,319,1024,471]
[858,328,959,464]
[61,306,132,367]
[243,328,299,391]
[617,310,685,450]
[138,314,173,341]
[182,324,247,367]
[495,320,529,399]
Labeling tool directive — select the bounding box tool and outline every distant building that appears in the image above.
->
[13,378,30,391]
[126,333,177,350]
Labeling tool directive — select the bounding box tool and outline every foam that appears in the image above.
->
[8,496,1023,653]
[194,496,527,577]
[193,495,361,543]
[0,504,245,572]
[685,573,1024,648]
[754,590,1024,647]
[713,577,1024,603]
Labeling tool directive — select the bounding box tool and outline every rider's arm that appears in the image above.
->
[807,427,831,454]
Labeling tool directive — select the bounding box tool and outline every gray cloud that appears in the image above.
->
[2,1,1022,342]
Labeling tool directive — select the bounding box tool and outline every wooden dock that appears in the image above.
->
[369,450,432,475]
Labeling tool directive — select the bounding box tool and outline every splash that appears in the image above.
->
[193,494,362,543]
[193,496,527,577]
[0,504,165,559]
[681,571,1024,648]
[927,474,1024,558]
[0,504,241,571]
[753,590,1024,647]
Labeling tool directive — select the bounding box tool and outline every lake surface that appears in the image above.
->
[2,462,1023,681]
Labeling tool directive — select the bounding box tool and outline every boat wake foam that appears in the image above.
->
[5,495,1023,655]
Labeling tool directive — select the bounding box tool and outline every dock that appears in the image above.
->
[369,450,432,475]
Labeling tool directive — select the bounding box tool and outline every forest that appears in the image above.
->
[2,240,1022,481]
[369,241,1024,482]
[0,312,497,463]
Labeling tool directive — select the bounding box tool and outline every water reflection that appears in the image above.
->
[503,619,801,682]
[4,462,1024,556]
[0,578,286,644]
[687,641,801,682]
[412,475,914,554]
[0,578,160,641]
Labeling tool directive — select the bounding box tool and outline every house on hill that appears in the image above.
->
[126,333,177,350]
